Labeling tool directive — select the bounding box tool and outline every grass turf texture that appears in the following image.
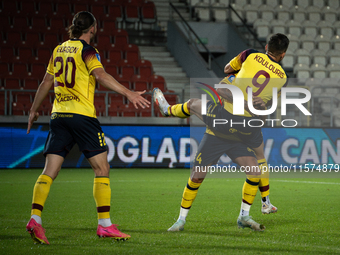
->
[0,169,339,255]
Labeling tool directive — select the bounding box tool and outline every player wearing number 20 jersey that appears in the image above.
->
[25,11,151,244]
[220,49,287,117]
[47,39,103,118]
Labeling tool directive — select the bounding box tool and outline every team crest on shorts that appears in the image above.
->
[51,113,57,119]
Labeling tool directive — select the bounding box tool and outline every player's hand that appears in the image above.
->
[27,111,39,134]
[127,90,151,109]
[252,96,265,110]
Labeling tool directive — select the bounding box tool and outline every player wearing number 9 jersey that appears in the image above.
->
[154,33,289,232]
[220,47,287,117]
[26,11,150,244]
[47,39,102,117]
[218,35,289,227]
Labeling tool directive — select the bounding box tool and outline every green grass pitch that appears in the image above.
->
[0,168,339,255]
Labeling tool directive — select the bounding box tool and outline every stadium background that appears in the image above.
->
[1,0,340,168]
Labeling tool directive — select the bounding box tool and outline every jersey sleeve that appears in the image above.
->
[229,49,259,71]
[46,46,58,75]
[277,78,288,97]
[46,55,54,75]
[82,45,103,74]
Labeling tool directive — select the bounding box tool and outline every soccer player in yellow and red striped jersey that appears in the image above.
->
[26,11,150,244]
[218,36,288,229]
[154,33,289,232]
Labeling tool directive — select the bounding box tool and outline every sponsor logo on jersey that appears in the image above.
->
[55,93,80,103]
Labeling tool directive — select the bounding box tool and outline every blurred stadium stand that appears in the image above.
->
[1,0,340,127]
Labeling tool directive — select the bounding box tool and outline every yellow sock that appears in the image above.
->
[242,178,260,205]
[93,177,111,219]
[31,175,53,217]
[258,159,270,198]
[181,177,202,209]
[168,102,190,118]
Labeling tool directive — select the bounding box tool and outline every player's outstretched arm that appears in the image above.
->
[91,68,150,109]
[27,73,54,134]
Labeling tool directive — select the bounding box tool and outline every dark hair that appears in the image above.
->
[68,11,96,39]
[267,33,289,56]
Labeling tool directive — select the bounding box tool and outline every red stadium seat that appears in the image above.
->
[35,47,51,63]
[161,93,177,108]
[30,63,46,79]
[95,34,113,50]
[105,64,119,77]
[108,104,120,116]
[113,35,129,48]
[120,103,138,117]
[0,63,10,76]
[1,1,19,14]
[109,0,125,4]
[49,18,67,34]
[100,20,116,33]
[17,47,34,62]
[0,46,17,62]
[39,96,52,116]
[73,3,88,15]
[4,31,23,47]
[4,78,22,89]
[107,4,123,22]
[139,109,152,117]
[91,4,106,17]
[0,16,12,31]
[106,46,123,64]
[141,1,157,24]
[12,16,29,31]
[115,75,131,89]
[94,94,107,116]
[119,59,136,79]
[148,75,166,91]
[14,92,32,104]
[124,0,141,28]
[23,78,40,90]
[109,93,125,105]
[55,2,71,16]
[11,63,29,78]
[123,44,140,63]
[37,2,55,16]
[23,32,42,48]
[131,74,149,91]
[0,92,5,115]
[135,59,153,79]
[19,1,37,15]
[30,16,48,32]
[42,33,60,48]
[112,28,129,37]
[91,0,108,4]
[94,93,106,104]
[12,102,27,115]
